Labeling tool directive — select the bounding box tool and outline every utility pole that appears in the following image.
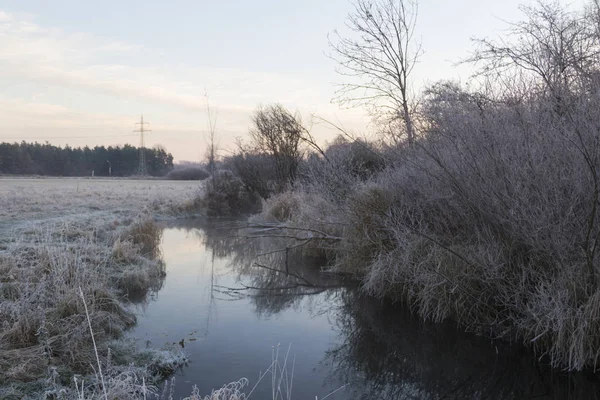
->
[134,115,151,176]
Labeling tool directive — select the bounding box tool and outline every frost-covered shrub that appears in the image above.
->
[335,183,394,275]
[297,137,384,207]
[222,152,279,199]
[332,81,600,369]
[204,170,262,216]
[253,189,344,261]
[256,55,600,370]
[324,136,385,179]
[260,190,302,223]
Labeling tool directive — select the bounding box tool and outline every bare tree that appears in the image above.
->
[329,0,422,145]
[468,2,600,101]
[249,104,304,187]
[204,91,219,184]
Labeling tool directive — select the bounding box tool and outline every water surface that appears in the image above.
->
[132,218,600,399]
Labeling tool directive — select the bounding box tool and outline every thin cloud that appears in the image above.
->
[0,8,367,160]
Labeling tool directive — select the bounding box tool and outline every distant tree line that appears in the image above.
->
[0,141,174,177]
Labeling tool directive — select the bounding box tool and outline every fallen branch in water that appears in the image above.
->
[245,222,343,242]
[253,262,315,286]
[213,284,338,297]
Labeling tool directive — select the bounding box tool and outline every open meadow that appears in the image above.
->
[0,177,203,232]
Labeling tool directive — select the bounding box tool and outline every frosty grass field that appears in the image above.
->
[0,177,202,230]
[0,177,218,399]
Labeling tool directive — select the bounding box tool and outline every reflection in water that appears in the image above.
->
[326,291,600,400]
[139,218,600,400]
[169,218,350,317]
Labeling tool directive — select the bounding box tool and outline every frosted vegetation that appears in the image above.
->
[0,178,327,399]
[0,179,203,227]
[200,0,600,372]
[0,179,203,399]
[0,178,239,398]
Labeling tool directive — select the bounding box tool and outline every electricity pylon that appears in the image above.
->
[134,115,151,176]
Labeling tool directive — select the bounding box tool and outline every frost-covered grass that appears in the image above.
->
[0,177,204,229]
[0,178,208,398]
[0,212,189,398]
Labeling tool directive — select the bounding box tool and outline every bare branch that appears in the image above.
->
[329,0,422,144]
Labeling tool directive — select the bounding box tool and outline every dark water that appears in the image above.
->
[132,218,600,400]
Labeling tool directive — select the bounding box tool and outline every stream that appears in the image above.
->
[131,218,600,400]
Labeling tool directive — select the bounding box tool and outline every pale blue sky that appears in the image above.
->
[0,0,585,161]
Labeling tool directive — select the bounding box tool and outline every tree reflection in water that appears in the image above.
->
[163,218,600,400]
[164,217,350,316]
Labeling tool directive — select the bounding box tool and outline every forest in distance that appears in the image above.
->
[0,141,174,177]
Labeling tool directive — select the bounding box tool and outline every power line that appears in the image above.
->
[133,115,151,176]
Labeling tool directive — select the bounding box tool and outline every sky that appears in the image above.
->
[0,0,586,162]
